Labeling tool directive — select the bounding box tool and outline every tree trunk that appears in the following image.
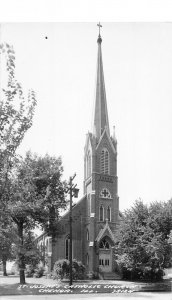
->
[18,222,25,284]
[19,268,25,284]
[2,259,7,276]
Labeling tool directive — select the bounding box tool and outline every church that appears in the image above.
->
[37,25,121,279]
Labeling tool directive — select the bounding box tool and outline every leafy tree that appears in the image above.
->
[27,152,67,234]
[7,151,66,283]
[23,231,43,267]
[0,43,36,278]
[0,43,36,174]
[0,42,36,211]
[26,152,67,270]
[13,230,43,278]
[0,213,17,275]
[0,43,36,282]
[115,199,172,281]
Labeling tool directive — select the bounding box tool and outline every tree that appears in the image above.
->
[27,152,67,232]
[0,42,36,205]
[0,43,37,278]
[0,43,36,174]
[7,151,67,283]
[115,199,172,281]
[13,230,43,278]
[0,213,17,276]
[23,152,67,270]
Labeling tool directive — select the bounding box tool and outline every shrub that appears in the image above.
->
[116,254,164,281]
[34,263,44,278]
[25,264,35,277]
[53,259,86,280]
[25,262,44,278]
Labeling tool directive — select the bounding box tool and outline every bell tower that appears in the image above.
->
[83,24,119,275]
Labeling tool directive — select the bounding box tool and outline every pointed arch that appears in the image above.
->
[107,206,111,222]
[99,238,110,249]
[100,148,109,174]
[87,193,91,216]
[99,205,104,221]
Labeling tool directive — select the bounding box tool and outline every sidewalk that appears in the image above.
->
[0,275,171,295]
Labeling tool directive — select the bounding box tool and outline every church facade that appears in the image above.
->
[37,29,121,278]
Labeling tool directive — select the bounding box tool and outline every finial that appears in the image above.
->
[97,22,102,44]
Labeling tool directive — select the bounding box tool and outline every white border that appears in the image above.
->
[0,0,172,22]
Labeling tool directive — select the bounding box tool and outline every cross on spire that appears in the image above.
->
[97,22,102,36]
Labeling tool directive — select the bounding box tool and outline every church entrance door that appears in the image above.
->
[99,238,112,273]
[99,250,112,272]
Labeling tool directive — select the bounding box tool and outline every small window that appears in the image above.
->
[99,205,104,221]
[87,194,91,216]
[86,229,89,241]
[107,206,111,222]
[99,259,104,266]
[100,188,111,199]
[105,259,109,266]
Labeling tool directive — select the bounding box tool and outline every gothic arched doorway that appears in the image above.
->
[99,237,112,273]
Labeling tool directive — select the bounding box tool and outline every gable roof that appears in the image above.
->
[58,194,87,223]
[96,127,116,155]
[95,220,116,244]
[35,195,87,240]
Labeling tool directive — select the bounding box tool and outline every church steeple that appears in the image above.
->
[92,23,110,140]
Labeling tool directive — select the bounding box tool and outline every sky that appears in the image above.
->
[0,22,172,211]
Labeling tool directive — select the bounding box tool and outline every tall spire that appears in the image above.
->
[92,23,110,140]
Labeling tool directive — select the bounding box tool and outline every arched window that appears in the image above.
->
[48,237,52,253]
[100,188,111,199]
[100,148,109,174]
[99,205,104,221]
[65,235,70,260]
[46,239,48,253]
[86,229,89,241]
[87,151,91,178]
[87,194,91,216]
[99,238,110,249]
[107,206,111,222]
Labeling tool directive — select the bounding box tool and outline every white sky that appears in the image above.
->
[1,22,172,211]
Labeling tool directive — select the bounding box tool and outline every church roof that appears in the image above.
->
[58,194,87,222]
[92,31,110,140]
